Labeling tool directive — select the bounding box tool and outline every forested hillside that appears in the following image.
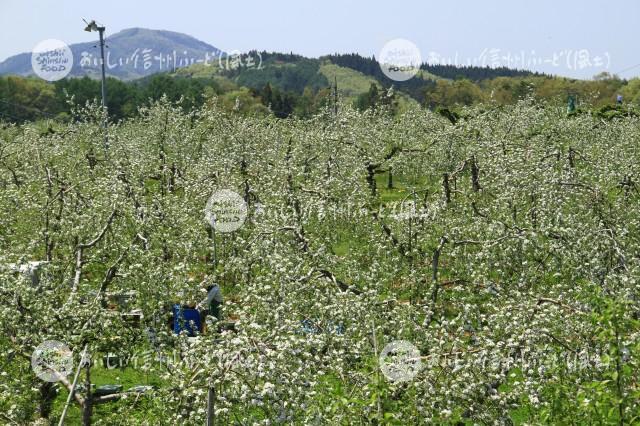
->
[2,44,639,125]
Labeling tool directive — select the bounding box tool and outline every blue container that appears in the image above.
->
[172,304,202,336]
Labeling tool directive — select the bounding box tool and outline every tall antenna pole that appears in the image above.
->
[84,20,109,151]
[97,25,108,151]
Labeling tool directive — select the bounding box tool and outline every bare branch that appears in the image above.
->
[78,209,118,249]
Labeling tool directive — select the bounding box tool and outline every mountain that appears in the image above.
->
[0,28,224,80]
[0,28,565,123]
[0,27,540,87]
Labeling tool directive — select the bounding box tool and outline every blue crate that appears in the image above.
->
[172,304,202,336]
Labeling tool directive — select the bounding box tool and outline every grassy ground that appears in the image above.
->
[51,362,166,424]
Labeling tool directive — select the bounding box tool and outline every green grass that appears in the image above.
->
[49,351,170,424]
[319,63,379,100]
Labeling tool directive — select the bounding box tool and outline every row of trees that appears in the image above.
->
[1,66,639,124]
[1,97,639,424]
[0,74,334,123]
[0,74,214,122]
[424,72,637,108]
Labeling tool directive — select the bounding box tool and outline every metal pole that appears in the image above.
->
[98,26,108,151]
[206,385,216,425]
[211,218,217,270]
[58,345,89,426]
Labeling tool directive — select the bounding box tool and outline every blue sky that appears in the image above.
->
[1,0,639,79]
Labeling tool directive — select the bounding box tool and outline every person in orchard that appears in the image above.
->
[197,273,223,329]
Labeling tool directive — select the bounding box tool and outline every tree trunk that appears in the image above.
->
[38,382,56,419]
[82,357,92,426]
[442,173,451,204]
[206,386,216,426]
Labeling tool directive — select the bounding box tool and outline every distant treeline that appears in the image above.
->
[0,74,210,122]
[324,52,541,81]
[1,52,639,123]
